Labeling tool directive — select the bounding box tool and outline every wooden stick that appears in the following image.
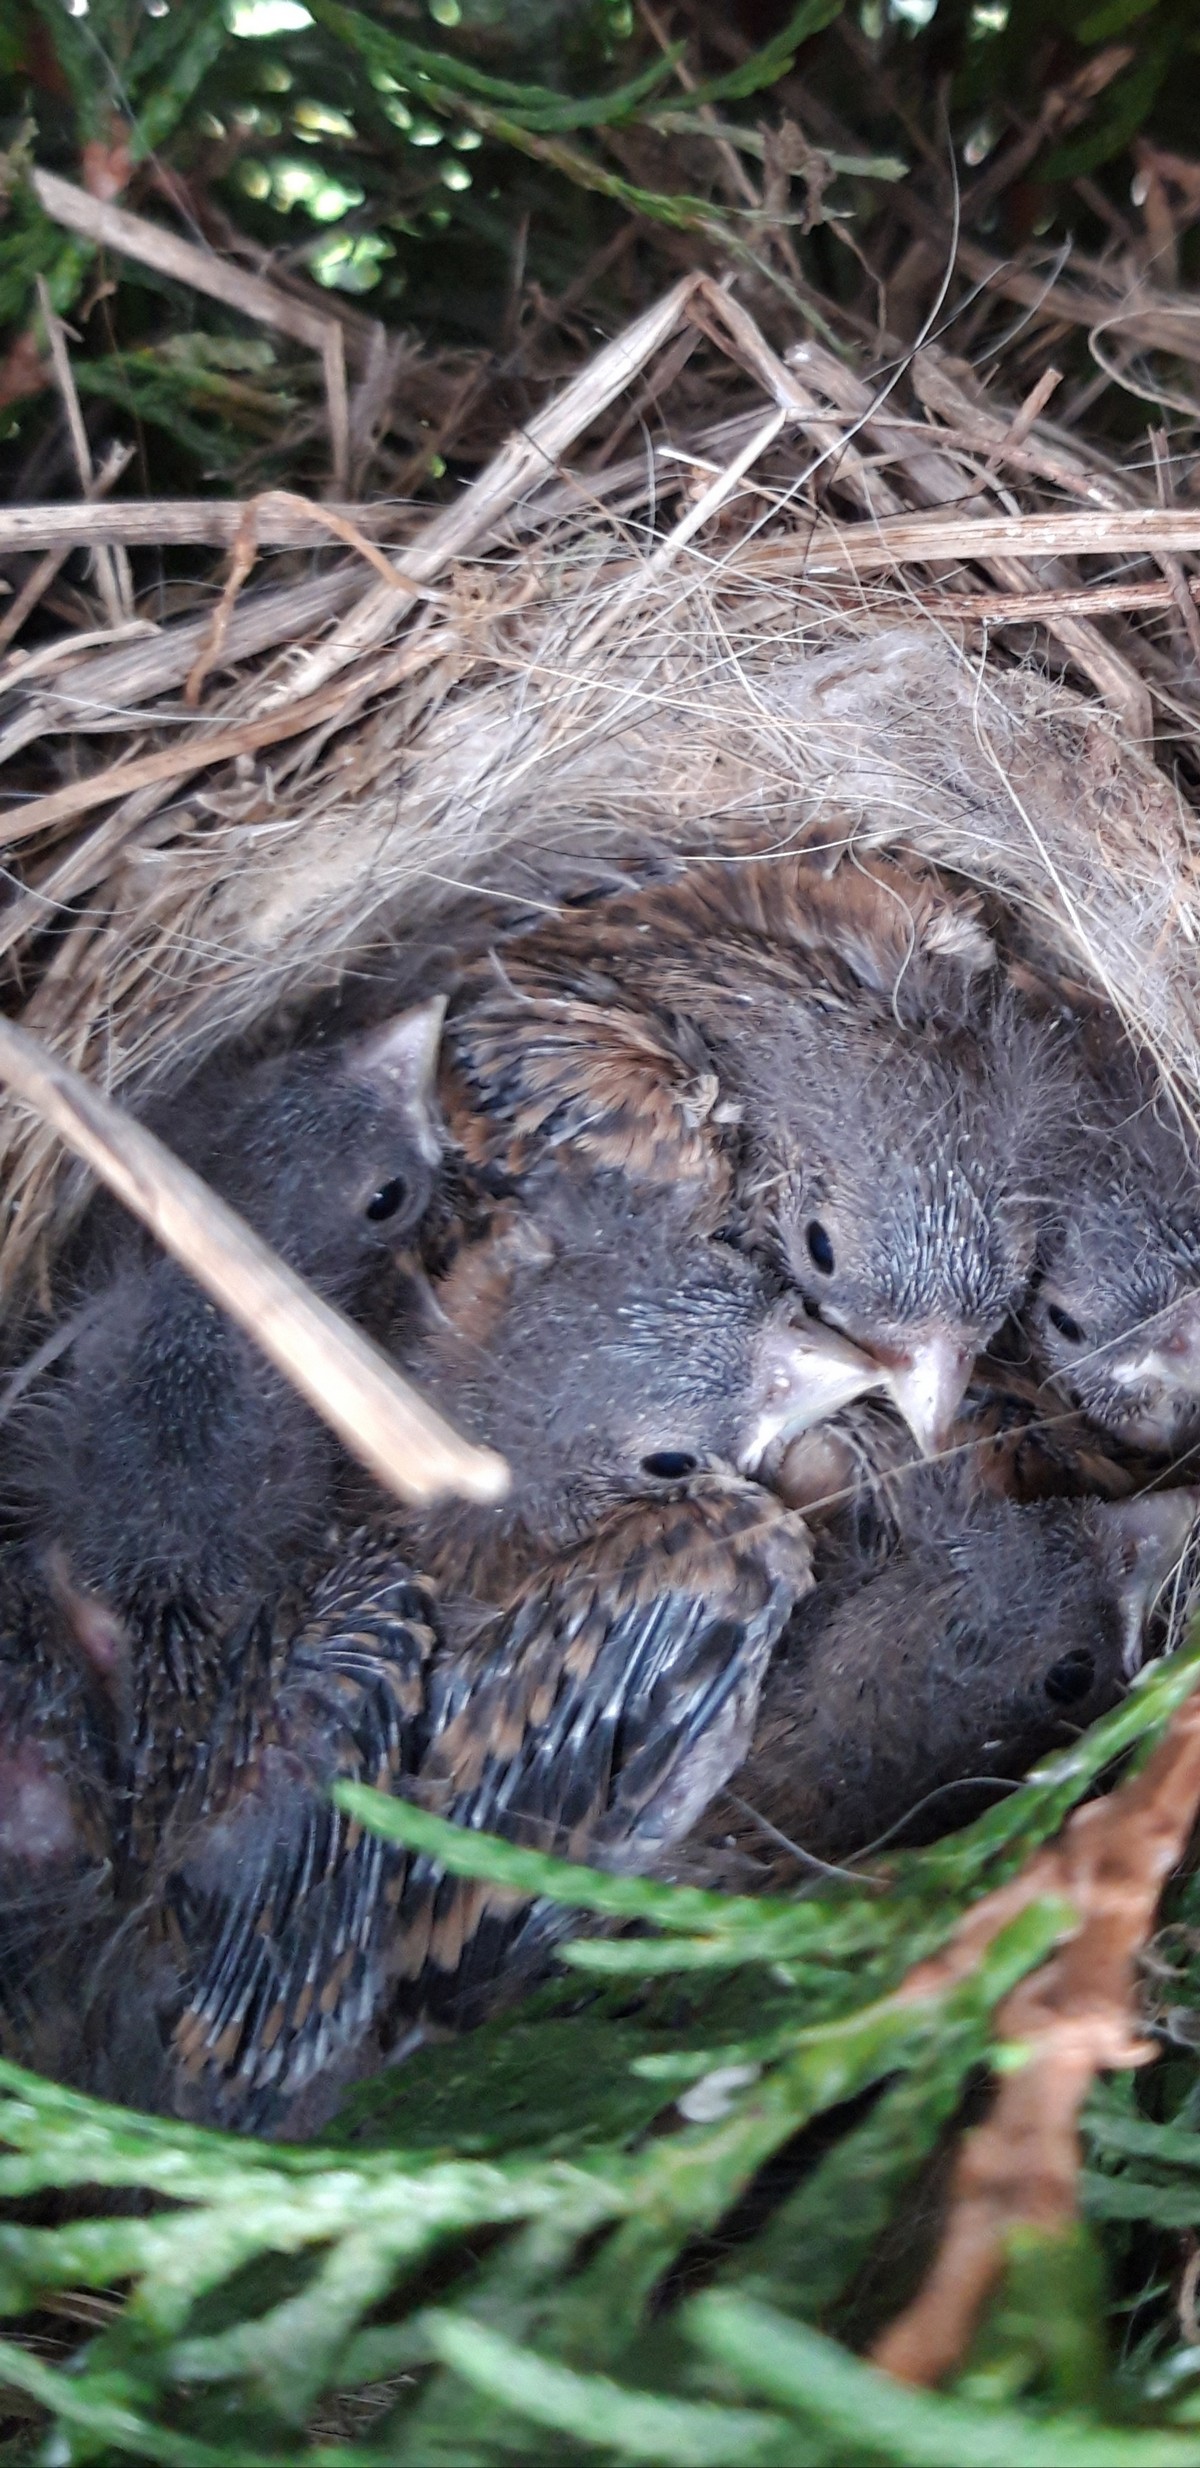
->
[0,445,132,658]
[749,503,1200,578]
[0,499,410,555]
[849,576,1200,621]
[34,277,131,633]
[0,1018,507,1511]
[31,170,337,354]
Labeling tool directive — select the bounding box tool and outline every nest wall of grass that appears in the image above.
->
[10,269,1200,2463]
[4,275,1200,1311]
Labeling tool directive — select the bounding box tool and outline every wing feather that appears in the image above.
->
[166,1538,437,2123]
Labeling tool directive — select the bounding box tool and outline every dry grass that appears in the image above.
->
[2,272,1200,1307]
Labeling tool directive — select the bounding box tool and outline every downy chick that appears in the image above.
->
[136,1169,872,2128]
[1029,1034,1200,1453]
[21,1000,446,1862]
[398,1163,887,1600]
[27,999,445,1607]
[0,1547,124,2081]
[444,853,1063,1454]
[687,1470,1197,1882]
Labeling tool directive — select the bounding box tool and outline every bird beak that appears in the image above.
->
[872,1328,976,1457]
[737,1321,884,1476]
[1095,1489,1200,1677]
[349,994,448,1166]
[1106,1296,1200,1396]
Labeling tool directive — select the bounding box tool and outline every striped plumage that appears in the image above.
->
[441,853,1066,1456]
[155,1479,810,2130]
[163,1534,438,2127]
[0,1547,121,2078]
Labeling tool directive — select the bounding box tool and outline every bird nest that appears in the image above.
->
[3,268,1200,1336]
[10,254,1200,2451]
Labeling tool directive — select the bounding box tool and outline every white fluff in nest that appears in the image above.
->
[4,601,1195,1294]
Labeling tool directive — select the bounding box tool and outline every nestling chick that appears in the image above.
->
[20,1001,446,1862]
[124,1170,854,2129]
[1029,1035,1200,1452]
[25,999,446,1611]
[771,1359,1143,1553]
[399,1164,886,1598]
[150,1479,811,2131]
[145,1531,441,2132]
[444,854,1063,1452]
[0,1547,122,2077]
[400,1475,811,2031]
[687,1473,1198,1881]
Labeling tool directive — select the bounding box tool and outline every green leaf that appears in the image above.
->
[305,0,678,130]
[129,0,231,159]
[671,0,845,108]
[1040,39,1176,179]
[960,2225,1111,2413]
[689,2295,1200,2466]
[332,1780,812,1935]
[422,2311,798,2465]
[1076,0,1159,37]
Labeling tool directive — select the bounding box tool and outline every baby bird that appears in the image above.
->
[153,1480,811,2132]
[771,1359,1145,1549]
[1029,1034,1200,1454]
[443,853,1063,1453]
[130,1171,864,2129]
[398,1164,886,1597]
[0,1546,122,2078]
[687,1472,1198,1882]
[21,999,446,1867]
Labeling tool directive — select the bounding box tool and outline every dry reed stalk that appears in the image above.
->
[0,628,450,846]
[260,271,706,709]
[0,442,134,659]
[0,502,408,554]
[871,1681,1200,2388]
[751,504,1200,575]
[34,279,132,634]
[850,578,1200,621]
[0,1016,506,1509]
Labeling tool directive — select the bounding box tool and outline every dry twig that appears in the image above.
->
[871,1682,1200,2388]
[34,277,132,632]
[0,442,133,658]
[0,500,407,555]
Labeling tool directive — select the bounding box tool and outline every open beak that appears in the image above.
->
[737,1320,884,1477]
[873,1328,977,1457]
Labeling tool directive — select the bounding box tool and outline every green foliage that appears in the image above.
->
[3,2,1200,2454]
[0,0,1193,488]
[0,1636,1199,2461]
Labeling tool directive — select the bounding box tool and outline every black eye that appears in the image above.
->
[1047,1303,1085,1345]
[806,1221,835,1275]
[1043,1647,1095,1705]
[365,1175,409,1224]
[641,1451,698,1481]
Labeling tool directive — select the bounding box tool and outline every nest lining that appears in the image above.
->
[2,279,1199,1329]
